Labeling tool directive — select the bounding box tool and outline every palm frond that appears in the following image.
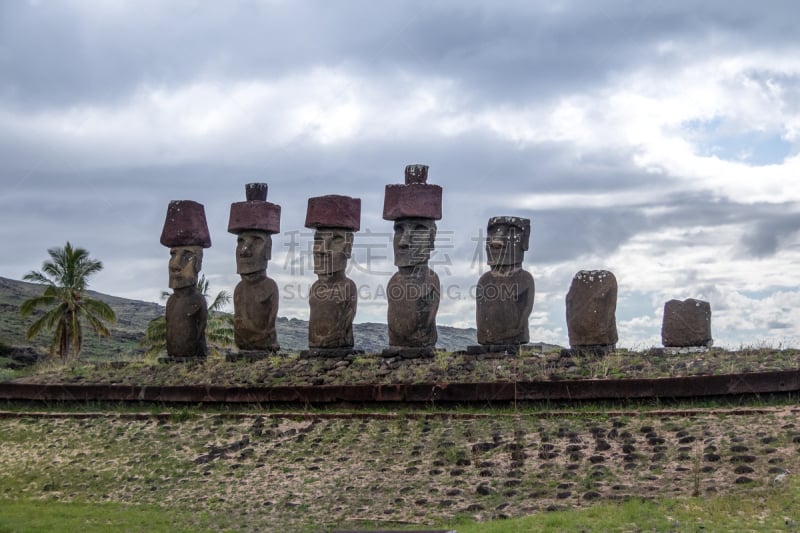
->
[207,290,231,313]
[80,297,117,323]
[81,311,112,338]
[23,270,54,286]
[19,294,57,316]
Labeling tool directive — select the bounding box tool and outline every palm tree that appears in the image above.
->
[19,242,116,362]
[141,275,234,360]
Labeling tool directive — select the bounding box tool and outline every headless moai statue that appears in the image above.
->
[662,298,712,348]
[303,195,362,357]
[565,270,618,355]
[160,200,211,361]
[382,164,442,358]
[228,183,281,354]
[469,216,535,355]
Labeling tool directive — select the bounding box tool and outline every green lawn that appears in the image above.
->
[0,500,216,533]
[3,478,799,533]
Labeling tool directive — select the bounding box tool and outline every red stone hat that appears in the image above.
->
[383,164,442,221]
[305,195,361,231]
[227,183,281,235]
[160,200,212,248]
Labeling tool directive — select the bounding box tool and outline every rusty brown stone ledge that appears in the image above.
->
[1,408,797,422]
[1,369,798,404]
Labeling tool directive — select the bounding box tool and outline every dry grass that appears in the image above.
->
[11,347,800,387]
[2,406,799,531]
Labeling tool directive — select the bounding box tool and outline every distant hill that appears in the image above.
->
[0,276,480,357]
[0,276,163,359]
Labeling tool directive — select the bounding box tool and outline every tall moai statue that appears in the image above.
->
[468,216,535,355]
[565,270,618,355]
[302,195,362,357]
[160,200,211,361]
[382,164,442,358]
[662,298,712,348]
[227,183,281,353]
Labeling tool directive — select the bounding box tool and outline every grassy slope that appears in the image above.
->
[1,405,798,532]
[0,276,162,360]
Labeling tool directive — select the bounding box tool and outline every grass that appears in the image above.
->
[445,478,800,532]
[8,346,800,387]
[0,500,214,533]
[2,478,798,532]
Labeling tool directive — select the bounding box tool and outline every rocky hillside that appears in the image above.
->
[0,276,483,358]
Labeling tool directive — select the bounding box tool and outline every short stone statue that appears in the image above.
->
[382,164,442,358]
[228,183,281,353]
[302,195,361,356]
[565,269,618,355]
[662,298,712,348]
[469,216,535,355]
[160,200,211,361]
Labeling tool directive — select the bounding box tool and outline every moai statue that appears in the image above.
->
[662,298,712,348]
[565,270,618,356]
[160,200,211,361]
[302,195,362,357]
[468,216,535,355]
[382,164,442,358]
[227,183,281,354]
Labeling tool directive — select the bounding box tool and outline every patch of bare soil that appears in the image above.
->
[1,408,799,531]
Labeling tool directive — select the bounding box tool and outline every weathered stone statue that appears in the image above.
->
[227,183,281,353]
[382,164,441,358]
[662,298,712,348]
[160,200,211,361]
[302,195,361,357]
[468,216,535,355]
[565,270,618,355]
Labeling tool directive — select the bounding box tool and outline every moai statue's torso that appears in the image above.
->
[476,267,534,345]
[387,266,440,347]
[309,274,357,348]
[166,286,208,358]
[233,272,279,351]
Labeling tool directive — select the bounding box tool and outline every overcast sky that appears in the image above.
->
[2,0,800,349]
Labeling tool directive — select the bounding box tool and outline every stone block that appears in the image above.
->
[661,298,712,347]
[305,195,361,230]
[566,270,618,348]
[383,164,442,220]
[228,183,281,234]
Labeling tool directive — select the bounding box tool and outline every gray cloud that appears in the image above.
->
[739,212,800,258]
[3,1,799,110]
[2,0,800,348]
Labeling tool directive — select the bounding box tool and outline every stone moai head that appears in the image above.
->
[383,164,442,268]
[305,195,361,275]
[168,246,203,289]
[227,183,281,275]
[486,216,530,267]
[160,200,211,289]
